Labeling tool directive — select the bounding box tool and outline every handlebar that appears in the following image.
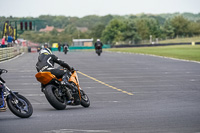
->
[0,69,7,83]
[63,68,78,74]
[63,67,77,71]
[0,69,8,75]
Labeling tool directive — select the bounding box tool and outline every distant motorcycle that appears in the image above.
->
[95,44,102,56]
[35,69,90,110]
[63,46,69,54]
[0,69,33,118]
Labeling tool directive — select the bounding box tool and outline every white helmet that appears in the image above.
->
[39,48,52,55]
[97,39,100,41]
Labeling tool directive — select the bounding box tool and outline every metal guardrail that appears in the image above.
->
[0,47,28,62]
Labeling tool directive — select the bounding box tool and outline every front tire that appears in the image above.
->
[80,90,90,108]
[44,85,66,110]
[7,94,33,118]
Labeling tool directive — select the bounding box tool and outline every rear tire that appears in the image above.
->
[44,85,66,110]
[7,94,33,118]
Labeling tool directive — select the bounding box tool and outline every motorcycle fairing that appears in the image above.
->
[69,71,81,100]
[69,71,79,86]
[35,72,56,85]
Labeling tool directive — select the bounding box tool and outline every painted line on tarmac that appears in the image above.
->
[77,71,133,96]
[45,129,111,133]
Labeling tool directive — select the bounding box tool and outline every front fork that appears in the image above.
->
[1,84,24,108]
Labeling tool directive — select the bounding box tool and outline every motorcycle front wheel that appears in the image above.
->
[44,85,66,110]
[80,90,90,108]
[7,94,33,118]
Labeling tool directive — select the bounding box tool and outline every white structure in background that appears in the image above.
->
[73,39,93,46]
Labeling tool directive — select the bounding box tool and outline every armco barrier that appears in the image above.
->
[0,47,28,62]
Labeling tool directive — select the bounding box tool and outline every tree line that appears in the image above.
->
[1,12,200,45]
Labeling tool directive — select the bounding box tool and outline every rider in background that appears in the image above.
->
[36,48,74,103]
[63,43,69,52]
[94,39,103,52]
[58,45,61,52]
[44,43,49,48]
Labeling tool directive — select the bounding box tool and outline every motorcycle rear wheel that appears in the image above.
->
[44,85,66,110]
[96,49,101,56]
[7,94,33,118]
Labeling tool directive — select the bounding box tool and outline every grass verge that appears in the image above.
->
[105,45,200,62]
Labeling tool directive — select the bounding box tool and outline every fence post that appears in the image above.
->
[192,42,195,46]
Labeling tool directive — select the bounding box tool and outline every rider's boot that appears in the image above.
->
[0,98,7,112]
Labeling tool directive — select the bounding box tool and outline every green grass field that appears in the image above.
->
[105,45,200,62]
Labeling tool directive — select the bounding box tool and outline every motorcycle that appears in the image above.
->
[35,69,90,110]
[0,69,33,118]
[95,44,102,56]
[63,46,69,54]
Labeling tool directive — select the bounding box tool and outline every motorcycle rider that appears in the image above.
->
[94,39,103,52]
[58,45,61,52]
[36,48,74,103]
[63,43,69,53]
[44,43,48,48]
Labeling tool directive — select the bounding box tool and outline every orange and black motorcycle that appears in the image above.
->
[35,69,90,110]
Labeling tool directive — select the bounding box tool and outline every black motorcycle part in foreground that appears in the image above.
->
[7,93,33,118]
[0,69,33,118]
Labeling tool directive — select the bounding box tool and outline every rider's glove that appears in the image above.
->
[70,67,74,72]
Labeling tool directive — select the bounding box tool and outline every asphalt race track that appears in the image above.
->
[0,51,200,133]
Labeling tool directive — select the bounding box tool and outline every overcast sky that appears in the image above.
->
[0,0,199,18]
